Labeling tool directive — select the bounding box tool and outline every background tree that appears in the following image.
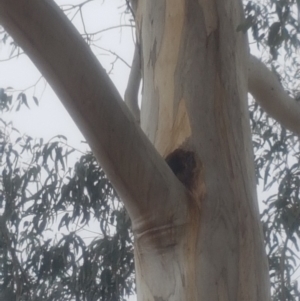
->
[0,115,135,300]
[0,0,300,300]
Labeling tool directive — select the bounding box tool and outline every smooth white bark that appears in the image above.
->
[124,42,141,123]
[134,0,270,300]
[0,0,188,229]
[248,55,300,136]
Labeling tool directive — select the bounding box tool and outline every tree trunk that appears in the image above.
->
[0,0,271,300]
[133,0,270,300]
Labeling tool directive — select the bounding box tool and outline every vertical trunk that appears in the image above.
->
[0,0,270,299]
[133,0,270,300]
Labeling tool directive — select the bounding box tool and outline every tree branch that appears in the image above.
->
[248,55,300,136]
[128,0,138,17]
[124,42,141,123]
[0,0,188,230]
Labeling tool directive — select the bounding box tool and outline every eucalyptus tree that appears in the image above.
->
[0,0,300,300]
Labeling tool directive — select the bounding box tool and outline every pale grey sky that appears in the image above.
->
[0,0,134,150]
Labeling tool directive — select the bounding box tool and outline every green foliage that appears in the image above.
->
[0,89,39,112]
[250,100,300,300]
[243,0,300,59]
[244,1,300,299]
[0,119,134,301]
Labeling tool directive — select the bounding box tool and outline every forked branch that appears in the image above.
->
[0,0,188,229]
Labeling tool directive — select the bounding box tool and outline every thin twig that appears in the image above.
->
[84,24,134,39]
[0,52,25,62]
[93,45,131,68]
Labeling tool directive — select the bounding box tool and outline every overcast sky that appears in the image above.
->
[0,0,134,151]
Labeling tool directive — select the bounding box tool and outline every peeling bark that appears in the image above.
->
[135,0,270,300]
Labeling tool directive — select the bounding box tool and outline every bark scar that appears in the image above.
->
[165,148,206,209]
